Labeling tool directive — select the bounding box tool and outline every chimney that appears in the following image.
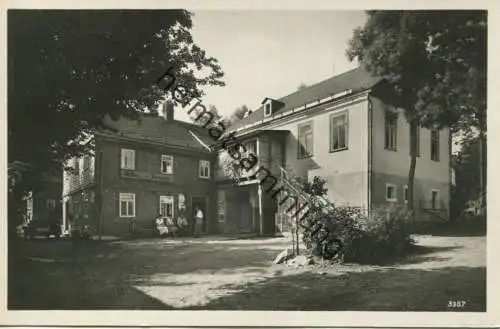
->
[163,102,174,121]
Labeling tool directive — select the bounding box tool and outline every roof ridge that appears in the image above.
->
[274,66,365,104]
[101,113,215,152]
[230,66,381,131]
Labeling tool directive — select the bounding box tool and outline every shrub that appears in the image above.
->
[345,207,415,263]
[296,175,329,196]
[301,204,365,261]
[301,204,415,264]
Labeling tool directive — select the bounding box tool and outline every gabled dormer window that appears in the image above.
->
[262,98,284,117]
[264,102,272,117]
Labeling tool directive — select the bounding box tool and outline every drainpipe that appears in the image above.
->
[367,93,373,215]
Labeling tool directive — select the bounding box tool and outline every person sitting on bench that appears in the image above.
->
[155,214,169,236]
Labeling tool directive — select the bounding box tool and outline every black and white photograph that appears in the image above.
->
[3,2,497,327]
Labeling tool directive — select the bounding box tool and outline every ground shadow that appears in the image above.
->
[187,266,486,311]
[371,244,462,266]
[8,257,171,310]
[8,238,285,309]
[411,221,486,237]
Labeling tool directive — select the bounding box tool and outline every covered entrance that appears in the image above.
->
[191,195,209,234]
[219,183,276,235]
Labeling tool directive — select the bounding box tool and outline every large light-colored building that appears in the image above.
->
[214,67,451,235]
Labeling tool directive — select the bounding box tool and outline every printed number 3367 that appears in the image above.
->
[448,300,466,308]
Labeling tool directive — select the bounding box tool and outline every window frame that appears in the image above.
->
[119,193,136,218]
[242,139,257,156]
[199,160,211,179]
[160,154,174,175]
[431,189,440,209]
[159,195,175,218]
[431,129,440,161]
[386,183,398,202]
[384,110,398,151]
[297,121,314,158]
[120,148,136,170]
[329,111,349,153]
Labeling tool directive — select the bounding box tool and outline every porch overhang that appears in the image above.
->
[236,129,289,139]
[209,129,289,152]
[215,177,261,187]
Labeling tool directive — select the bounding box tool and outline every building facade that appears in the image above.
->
[62,67,452,237]
[214,67,451,235]
[62,105,218,237]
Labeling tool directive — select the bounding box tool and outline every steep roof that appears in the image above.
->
[101,114,214,152]
[230,66,383,130]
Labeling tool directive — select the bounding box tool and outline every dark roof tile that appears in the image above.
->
[102,115,214,151]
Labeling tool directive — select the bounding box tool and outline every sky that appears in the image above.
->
[172,10,367,122]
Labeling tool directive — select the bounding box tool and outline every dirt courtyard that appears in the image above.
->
[9,234,486,311]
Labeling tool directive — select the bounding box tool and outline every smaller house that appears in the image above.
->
[62,103,218,237]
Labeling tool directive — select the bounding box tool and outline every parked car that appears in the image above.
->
[23,219,62,240]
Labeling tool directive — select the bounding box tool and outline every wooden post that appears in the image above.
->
[257,184,263,235]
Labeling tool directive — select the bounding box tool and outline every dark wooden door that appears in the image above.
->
[192,196,208,233]
[239,203,252,233]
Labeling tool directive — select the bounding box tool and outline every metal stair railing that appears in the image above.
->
[278,166,336,212]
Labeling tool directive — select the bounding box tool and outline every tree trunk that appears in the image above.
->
[408,120,418,224]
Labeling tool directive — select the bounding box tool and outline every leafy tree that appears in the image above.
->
[297,83,308,91]
[209,105,231,127]
[219,151,242,184]
[230,104,250,123]
[297,176,329,197]
[208,105,222,119]
[8,10,225,224]
[452,134,484,217]
[347,10,486,218]
[189,104,230,127]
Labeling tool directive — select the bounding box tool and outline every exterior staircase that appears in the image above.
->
[275,167,335,233]
[278,166,335,210]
